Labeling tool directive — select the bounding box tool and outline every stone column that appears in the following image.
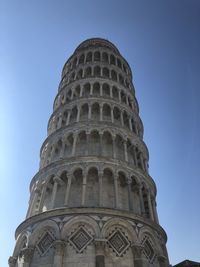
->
[133,146,137,166]
[123,140,128,162]
[53,240,66,267]
[157,255,168,267]
[120,112,124,126]
[38,183,47,212]
[81,171,87,206]
[139,185,145,215]
[100,84,103,96]
[80,85,83,97]
[86,132,89,155]
[118,90,121,102]
[131,244,145,267]
[99,133,103,155]
[26,188,39,218]
[8,256,17,267]
[100,104,103,121]
[112,135,116,159]
[147,191,154,221]
[66,110,71,126]
[88,104,92,120]
[95,239,106,267]
[111,108,114,123]
[76,107,80,122]
[72,134,77,156]
[127,178,132,211]
[114,175,119,208]
[139,152,145,171]
[57,113,62,129]
[50,177,60,209]
[152,198,159,224]
[64,174,72,206]
[129,118,133,131]
[99,171,103,206]
[19,247,34,267]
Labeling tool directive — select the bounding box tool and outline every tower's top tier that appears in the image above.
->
[75,38,121,54]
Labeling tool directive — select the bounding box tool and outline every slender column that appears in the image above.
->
[100,83,103,96]
[72,134,77,156]
[126,95,129,105]
[127,178,132,211]
[88,104,92,120]
[152,198,159,223]
[50,144,56,162]
[95,239,106,267]
[112,136,116,159]
[111,108,114,123]
[129,118,133,131]
[66,110,71,125]
[59,138,65,159]
[133,146,137,166]
[19,247,34,267]
[131,244,145,267]
[8,256,17,267]
[50,178,59,209]
[76,107,80,122]
[99,171,103,206]
[139,152,145,171]
[110,87,113,98]
[86,132,89,155]
[99,133,103,156]
[139,185,145,215]
[57,113,62,128]
[123,140,128,162]
[100,104,103,121]
[81,171,87,206]
[80,85,83,97]
[64,174,72,206]
[118,90,121,102]
[53,240,66,267]
[114,175,119,208]
[38,183,47,212]
[148,192,154,221]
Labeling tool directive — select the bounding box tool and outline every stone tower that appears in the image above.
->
[9,38,169,267]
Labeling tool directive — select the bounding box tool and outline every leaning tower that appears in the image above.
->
[9,38,169,267]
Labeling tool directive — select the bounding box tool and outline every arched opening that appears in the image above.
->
[102,131,113,158]
[102,67,109,78]
[69,169,83,207]
[115,135,124,161]
[91,103,100,121]
[94,65,101,77]
[102,168,114,208]
[118,171,129,210]
[113,107,121,125]
[117,58,122,68]
[93,82,100,97]
[78,54,85,64]
[112,86,118,100]
[103,104,111,121]
[53,139,62,161]
[72,57,77,67]
[54,171,68,208]
[85,66,92,77]
[76,68,83,79]
[89,130,100,155]
[127,139,134,164]
[86,51,92,62]
[131,177,140,214]
[73,85,80,99]
[102,52,108,63]
[82,83,90,97]
[64,134,73,157]
[123,111,129,129]
[121,91,126,104]
[94,51,100,61]
[142,185,150,218]
[85,167,99,207]
[119,74,124,85]
[80,103,89,121]
[62,110,68,126]
[76,131,87,156]
[70,106,78,124]
[102,83,110,97]
[66,89,72,102]
[111,69,117,81]
[110,54,116,65]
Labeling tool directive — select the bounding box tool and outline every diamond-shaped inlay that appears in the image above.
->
[107,230,130,257]
[36,231,55,256]
[142,237,155,263]
[69,226,93,253]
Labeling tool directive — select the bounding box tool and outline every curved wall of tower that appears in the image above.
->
[9,38,169,267]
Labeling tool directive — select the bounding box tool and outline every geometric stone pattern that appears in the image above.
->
[142,236,156,263]
[36,231,55,256]
[107,229,130,257]
[68,226,93,253]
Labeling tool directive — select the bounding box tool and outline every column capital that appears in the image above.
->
[20,247,34,262]
[94,239,106,255]
[8,256,17,267]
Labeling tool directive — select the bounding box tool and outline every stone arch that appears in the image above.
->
[86,51,92,62]
[102,168,114,208]
[102,131,113,158]
[89,130,100,155]
[85,167,99,207]
[91,102,100,120]
[80,103,89,121]
[94,51,101,61]
[113,106,121,125]
[74,85,80,99]
[63,133,73,157]
[85,66,92,77]
[13,232,30,257]
[83,82,91,97]
[112,85,118,100]
[76,68,83,79]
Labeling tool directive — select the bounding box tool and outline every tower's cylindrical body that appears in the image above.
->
[10,38,169,267]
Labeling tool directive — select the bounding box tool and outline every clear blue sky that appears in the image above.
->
[0,0,200,266]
